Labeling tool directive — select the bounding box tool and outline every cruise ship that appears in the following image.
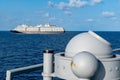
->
[10,24,65,34]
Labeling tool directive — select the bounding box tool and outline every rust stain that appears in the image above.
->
[71,61,76,68]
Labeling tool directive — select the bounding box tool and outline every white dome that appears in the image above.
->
[71,52,98,79]
[65,31,112,58]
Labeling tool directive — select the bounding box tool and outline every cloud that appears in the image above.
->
[49,0,103,10]
[48,0,103,15]
[58,2,68,10]
[86,18,94,22]
[48,1,54,7]
[68,0,88,8]
[64,11,72,15]
[57,0,88,10]
[102,11,115,18]
[90,0,102,5]
[44,13,49,17]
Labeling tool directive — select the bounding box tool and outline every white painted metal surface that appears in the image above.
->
[65,31,112,58]
[54,53,78,80]
[42,50,53,80]
[54,31,120,80]
[71,52,98,79]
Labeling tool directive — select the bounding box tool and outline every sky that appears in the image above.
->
[0,0,120,31]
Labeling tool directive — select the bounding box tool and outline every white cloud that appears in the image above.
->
[90,0,102,5]
[86,18,94,22]
[58,2,68,10]
[49,0,103,10]
[48,1,54,7]
[44,13,49,17]
[64,11,72,15]
[102,11,115,18]
[48,0,103,15]
[57,0,88,10]
[68,0,88,8]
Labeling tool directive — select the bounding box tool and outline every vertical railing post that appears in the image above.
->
[43,50,54,80]
[6,71,12,80]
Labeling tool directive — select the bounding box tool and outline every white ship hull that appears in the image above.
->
[11,30,65,34]
[10,24,65,34]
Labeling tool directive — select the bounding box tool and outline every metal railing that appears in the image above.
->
[6,63,43,80]
[6,49,54,80]
[112,48,120,52]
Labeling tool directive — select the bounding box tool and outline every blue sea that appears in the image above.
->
[0,31,120,80]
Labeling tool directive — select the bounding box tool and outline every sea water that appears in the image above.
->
[0,31,120,80]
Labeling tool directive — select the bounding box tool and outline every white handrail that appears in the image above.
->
[112,48,120,52]
[6,63,43,80]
